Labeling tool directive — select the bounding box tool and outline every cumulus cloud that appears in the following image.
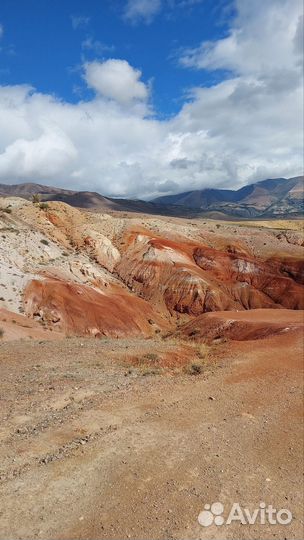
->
[83,59,149,105]
[0,1,302,198]
[180,0,301,77]
[123,0,162,24]
[0,129,77,179]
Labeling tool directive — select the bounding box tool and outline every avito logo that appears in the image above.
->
[198,501,292,527]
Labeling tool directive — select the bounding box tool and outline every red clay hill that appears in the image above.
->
[0,195,303,340]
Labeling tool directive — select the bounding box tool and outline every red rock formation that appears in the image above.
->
[268,256,304,285]
[116,229,304,318]
[3,196,303,338]
[116,230,236,317]
[24,279,169,337]
[176,309,304,343]
[193,246,304,310]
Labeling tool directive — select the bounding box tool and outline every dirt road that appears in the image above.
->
[0,332,303,539]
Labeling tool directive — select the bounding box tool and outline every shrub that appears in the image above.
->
[0,327,4,339]
[32,193,41,204]
[39,202,49,211]
[143,353,159,363]
[184,363,202,376]
[40,238,49,246]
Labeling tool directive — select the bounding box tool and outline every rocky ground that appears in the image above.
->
[0,326,303,540]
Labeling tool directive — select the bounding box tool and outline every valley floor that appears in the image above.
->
[0,330,303,540]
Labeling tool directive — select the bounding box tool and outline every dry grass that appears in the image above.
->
[226,219,304,231]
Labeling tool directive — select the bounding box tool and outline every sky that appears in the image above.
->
[0,0,303,199]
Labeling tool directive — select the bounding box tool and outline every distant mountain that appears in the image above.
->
[0,182,188,217]
[0,176,303,218]
[153,176,304,218]
[0,182,74,197]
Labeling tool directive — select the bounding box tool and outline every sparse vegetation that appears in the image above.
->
[143,352,159,363]
[32,193,41,204]
[142,369,159,376]
[183,362,202,375]
[0,207,12,214]
[39,202,49,211]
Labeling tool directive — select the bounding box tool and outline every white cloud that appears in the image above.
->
[123,0,161,24]
[0,129,77,179]
[179,0,301,77]
[83,59,149,105]
[0,24,4,39]
[0,1,302,199]
[71,15,90,30]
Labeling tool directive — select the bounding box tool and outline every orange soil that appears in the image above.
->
[23,278,170,338]
[0,307,63,342]
[176,308,304,342]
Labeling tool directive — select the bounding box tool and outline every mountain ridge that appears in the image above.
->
[0,175,303,218]
[153,176,304,218]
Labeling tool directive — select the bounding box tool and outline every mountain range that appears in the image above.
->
[153,176,304,218]
[0,175,303,218]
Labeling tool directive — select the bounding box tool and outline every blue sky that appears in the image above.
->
[0,0,302,198]
[0,0,233,116]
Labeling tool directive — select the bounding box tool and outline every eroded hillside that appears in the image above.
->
[0,196,303,340]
